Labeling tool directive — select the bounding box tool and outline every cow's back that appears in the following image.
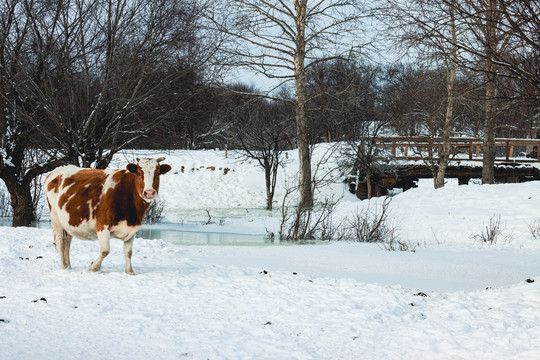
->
[45,166,127,240]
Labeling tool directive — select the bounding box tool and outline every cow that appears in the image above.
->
[44,157,171,275]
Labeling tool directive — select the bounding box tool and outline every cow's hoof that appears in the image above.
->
[89,263,101,272]
[125,270,136,275]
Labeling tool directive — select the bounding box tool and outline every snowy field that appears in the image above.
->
[1,145,540,359]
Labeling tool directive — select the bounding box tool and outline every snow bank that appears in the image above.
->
[2,145,540,359]
[1,227,539,360]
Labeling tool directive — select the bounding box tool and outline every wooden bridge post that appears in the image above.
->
[458,176,470,185]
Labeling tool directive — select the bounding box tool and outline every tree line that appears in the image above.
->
[1,0,538,226]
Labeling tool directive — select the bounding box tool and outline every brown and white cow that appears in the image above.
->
[44,157,171,275]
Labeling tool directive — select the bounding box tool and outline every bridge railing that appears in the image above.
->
[360,137,540,163]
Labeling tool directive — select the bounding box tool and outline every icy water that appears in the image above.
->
[137,227,270,245]
[0,218,270,245]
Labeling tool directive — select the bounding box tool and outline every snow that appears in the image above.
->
[1,145,540,359]
[2,156,14,167]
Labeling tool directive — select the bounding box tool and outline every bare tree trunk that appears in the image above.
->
[435,0,458,189]
[3,176,35,227]
[265,163,273,210]
[217,0,367,209]
[482,78,496,184]
[366,168,372,199]
[482,0,498,184]
[294,0,313,209]
[296,89,312,209]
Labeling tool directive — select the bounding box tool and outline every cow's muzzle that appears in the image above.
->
[144,189,156,200]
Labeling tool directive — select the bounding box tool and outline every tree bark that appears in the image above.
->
[435,0,458,189]
[265,161,273,211]
[366,168,372,199]
[482,79,496,184]
[294,0,313,209]
[482,0,498,184]
[3,176,35,227]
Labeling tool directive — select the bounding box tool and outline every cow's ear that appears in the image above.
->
[127,163,138,174]
[159,164,171,175]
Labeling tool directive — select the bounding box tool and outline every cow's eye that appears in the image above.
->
[137,172,142,176]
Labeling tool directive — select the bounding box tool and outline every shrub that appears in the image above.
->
[143,198,165,224]
[277,195,342,242]
[470,214,514,245]
[381,236,417,252]
[347,197,396,243]
[346,197,415,251]
[529,218,540,240]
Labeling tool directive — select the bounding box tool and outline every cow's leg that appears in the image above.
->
[89,230,110,272]
[50,209,70,269]
[63,231,73,269]
[123,236,136,275]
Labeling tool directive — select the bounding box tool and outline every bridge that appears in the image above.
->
[348,137,540,199]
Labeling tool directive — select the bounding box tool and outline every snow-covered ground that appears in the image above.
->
[1,145,540,359]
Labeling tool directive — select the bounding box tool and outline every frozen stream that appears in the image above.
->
[0,217,270,246]
[137,225,270,245]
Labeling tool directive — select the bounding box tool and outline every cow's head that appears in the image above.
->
[127,157,171,202]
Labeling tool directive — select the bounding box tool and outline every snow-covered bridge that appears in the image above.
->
[349,137,540,199]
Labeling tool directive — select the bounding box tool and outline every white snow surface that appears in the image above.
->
[1,145,540,359]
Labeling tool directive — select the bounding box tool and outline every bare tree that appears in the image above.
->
[385,0,534,185]
[436,1,459,188]
[382,0,464,188]
[212,0,370,209]
[433,0,511,184]
[0,0,218,226]
[25,0,218,167]
[306,58,380,143]
[340,123,392,199]
[481,0,539,101]
[0,0,67,226]
[379,64,428,137]
[481,0,500,184]
[225,88,294,210]
[304,58,385,199]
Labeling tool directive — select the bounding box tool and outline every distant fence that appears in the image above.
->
[359,137,540,163]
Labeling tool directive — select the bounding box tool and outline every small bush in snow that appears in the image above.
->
[345,197,414,251]
[529,218,540,240]
[277,195,342,242]
[470,214,514,245]
[382,236,417,252]
[143,198,165,225]
[347,197,396,243]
